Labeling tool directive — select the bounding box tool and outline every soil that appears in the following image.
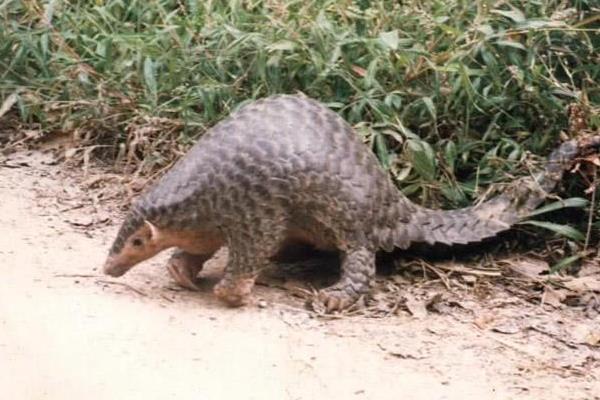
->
[1,151,599,400]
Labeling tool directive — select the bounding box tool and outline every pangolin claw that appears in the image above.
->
[167,262,200,291]
[312,287,360,313]
[213,277,256,307]
[166,252,205,291]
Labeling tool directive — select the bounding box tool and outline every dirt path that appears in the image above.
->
[1,152,599,400]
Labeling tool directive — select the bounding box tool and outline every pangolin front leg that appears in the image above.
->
[166,249,212,291]
[213,221,286,307]
[314,247,375,312]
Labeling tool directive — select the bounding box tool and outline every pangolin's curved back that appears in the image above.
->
[133,95,398,235]
[121,94,585,252]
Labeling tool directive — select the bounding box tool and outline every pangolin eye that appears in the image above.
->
[132,238,143,247]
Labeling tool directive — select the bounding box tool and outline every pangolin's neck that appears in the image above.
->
[137,195,219,237]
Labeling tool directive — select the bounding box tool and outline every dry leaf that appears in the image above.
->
[491,320,521,335]
[0,92,18,118]
[404,294,428,319]
[65,148,78,159]
[570,323,600,347]
[377,339,430,360]
[351,65,367,77]
[23,130,42,139]
[507,258,549,280]
[65,216,94,227]
[474,314,496,330]
[563,276,600,293]
[541,287,567,308]
[426,293,454,315]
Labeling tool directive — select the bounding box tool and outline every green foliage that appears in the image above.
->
[521,220,585,242]
[1,1,598,216]
[526,197,589,218]
[549,253,584,273]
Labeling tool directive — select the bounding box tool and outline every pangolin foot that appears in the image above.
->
[213,277,256,307]
[166,251,206,291]
[313,287,360,313]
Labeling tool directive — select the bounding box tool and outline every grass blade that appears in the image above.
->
[521,220,585,242]
[526,197,589,218]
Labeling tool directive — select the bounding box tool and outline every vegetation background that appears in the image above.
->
[1,0,599,262]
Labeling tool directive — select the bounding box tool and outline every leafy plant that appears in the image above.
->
[1,0,598,243]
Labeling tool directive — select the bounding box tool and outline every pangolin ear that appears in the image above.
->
[144,220,161,241]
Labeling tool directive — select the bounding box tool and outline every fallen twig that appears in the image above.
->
[53,273,99,278]
[95,279,147,297]
[434,264,502,277]
[160,294,175,303]
[419,261,451,289]
[584,166,597,252]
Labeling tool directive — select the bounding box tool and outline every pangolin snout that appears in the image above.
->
[102,256,130,277]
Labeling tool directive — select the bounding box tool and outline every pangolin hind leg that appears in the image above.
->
[166,249,213,291]
[315,246,375,312]
[213,222,287,307]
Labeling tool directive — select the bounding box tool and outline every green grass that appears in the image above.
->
[1,1,599,233]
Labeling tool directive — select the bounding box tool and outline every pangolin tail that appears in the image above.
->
[397,138,595,247]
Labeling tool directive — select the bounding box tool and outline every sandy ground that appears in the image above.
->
[1,152,599,400]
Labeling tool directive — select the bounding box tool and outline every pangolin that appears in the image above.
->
[103,94,593,311]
